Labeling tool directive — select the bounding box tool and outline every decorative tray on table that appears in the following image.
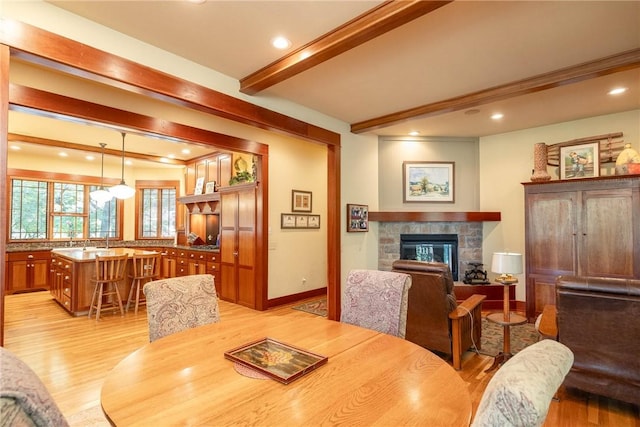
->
[224,337,328,384]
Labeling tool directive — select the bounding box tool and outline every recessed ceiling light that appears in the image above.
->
[59,152,68,157]
[125,160,133,166]
[160,158,170,163]
[491,113,504,120]
[271,36,291,50]
[181,148,191,155]
[167,154,176,159]
[608,87,627,95]
[409,131,420,136]
[9,145,20,150]
[86,155,95,161]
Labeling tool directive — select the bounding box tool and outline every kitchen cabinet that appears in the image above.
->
[5,250,51,294]
[523,176,640,320]
[185,154,233,196]
[50,252,74,311]
[219,183,257,308]
[49,248,158,316]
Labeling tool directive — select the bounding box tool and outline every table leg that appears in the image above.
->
[485,282,515,372]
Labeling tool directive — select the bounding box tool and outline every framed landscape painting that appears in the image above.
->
[403,161,454,203]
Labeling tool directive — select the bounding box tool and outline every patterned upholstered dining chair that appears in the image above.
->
[340,269,412,338]
[0,347,69,427]
[472,339,574,427]
[143,274,221,342]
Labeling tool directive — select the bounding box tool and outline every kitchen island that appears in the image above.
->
[50,247,159,316]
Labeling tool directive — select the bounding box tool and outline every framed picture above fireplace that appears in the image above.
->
[403,161,454,203]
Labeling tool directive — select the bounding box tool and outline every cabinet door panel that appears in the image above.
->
[7,261,28,293]
[527,192,576,275]
[581,189,634,277]
[32,260,49,289]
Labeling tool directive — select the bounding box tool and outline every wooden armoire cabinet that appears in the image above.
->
[523,176,640,320]
[219,183,257,308]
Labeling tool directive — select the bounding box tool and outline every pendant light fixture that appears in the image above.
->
[109,132,136,200]
[90,142,114,206]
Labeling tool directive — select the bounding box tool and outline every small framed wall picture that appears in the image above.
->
[292,190,312,212]
[308,215,320,229]
[347,204,368,232]
[295,215,308,228]
[281,214,296,229]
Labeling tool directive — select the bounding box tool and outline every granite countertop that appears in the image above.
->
[6,242,219,253]
[50,247,159,262]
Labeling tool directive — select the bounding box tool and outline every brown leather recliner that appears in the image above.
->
[556,275,640,406]
[392,260,485,370]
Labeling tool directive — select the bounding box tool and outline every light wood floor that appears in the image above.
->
[3,291,639,426]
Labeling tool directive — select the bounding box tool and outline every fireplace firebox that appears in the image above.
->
[399,234,459,281]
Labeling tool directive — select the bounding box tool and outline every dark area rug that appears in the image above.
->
[291,299,540,356]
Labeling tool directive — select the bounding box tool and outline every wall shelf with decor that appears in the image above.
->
[178,193,221,214]
[368,211,501,222]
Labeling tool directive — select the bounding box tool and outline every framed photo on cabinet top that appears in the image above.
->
[194,177,205,195]
[560,142,600,180]
[205,181,216,194]
[292,190,312,212]
[403,161,454,203]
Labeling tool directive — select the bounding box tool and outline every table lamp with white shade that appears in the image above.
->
[491,252,523,284]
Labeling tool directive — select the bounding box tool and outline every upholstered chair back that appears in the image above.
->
[143,274,220,342]
[340,269,412,338]
[391,260,458,354]
[0,347,69,427]
[472,339,574,427]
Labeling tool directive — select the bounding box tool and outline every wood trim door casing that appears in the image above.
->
[0,44,9,345]
[0,18,341,345]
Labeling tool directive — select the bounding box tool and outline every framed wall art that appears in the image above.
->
[307,215,321,229]
[281,214,296,229]
[347,204,368,232]
[291,190,312,212]
[281,213,320,229]
[403,161,454,203]
[559,142,600,180]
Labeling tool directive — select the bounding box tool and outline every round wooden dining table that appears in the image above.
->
[101,315,472,426]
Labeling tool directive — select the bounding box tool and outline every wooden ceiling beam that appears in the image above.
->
[1,18,339,146]
[7,132,188,166]
[351,48,640,134]
[239,0,451,95]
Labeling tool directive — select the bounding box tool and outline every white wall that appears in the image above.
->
[479,109,640,300]
[378,136,480,210]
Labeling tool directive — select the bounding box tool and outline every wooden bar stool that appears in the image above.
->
[88,254,128,320]
[126,252,161,314]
